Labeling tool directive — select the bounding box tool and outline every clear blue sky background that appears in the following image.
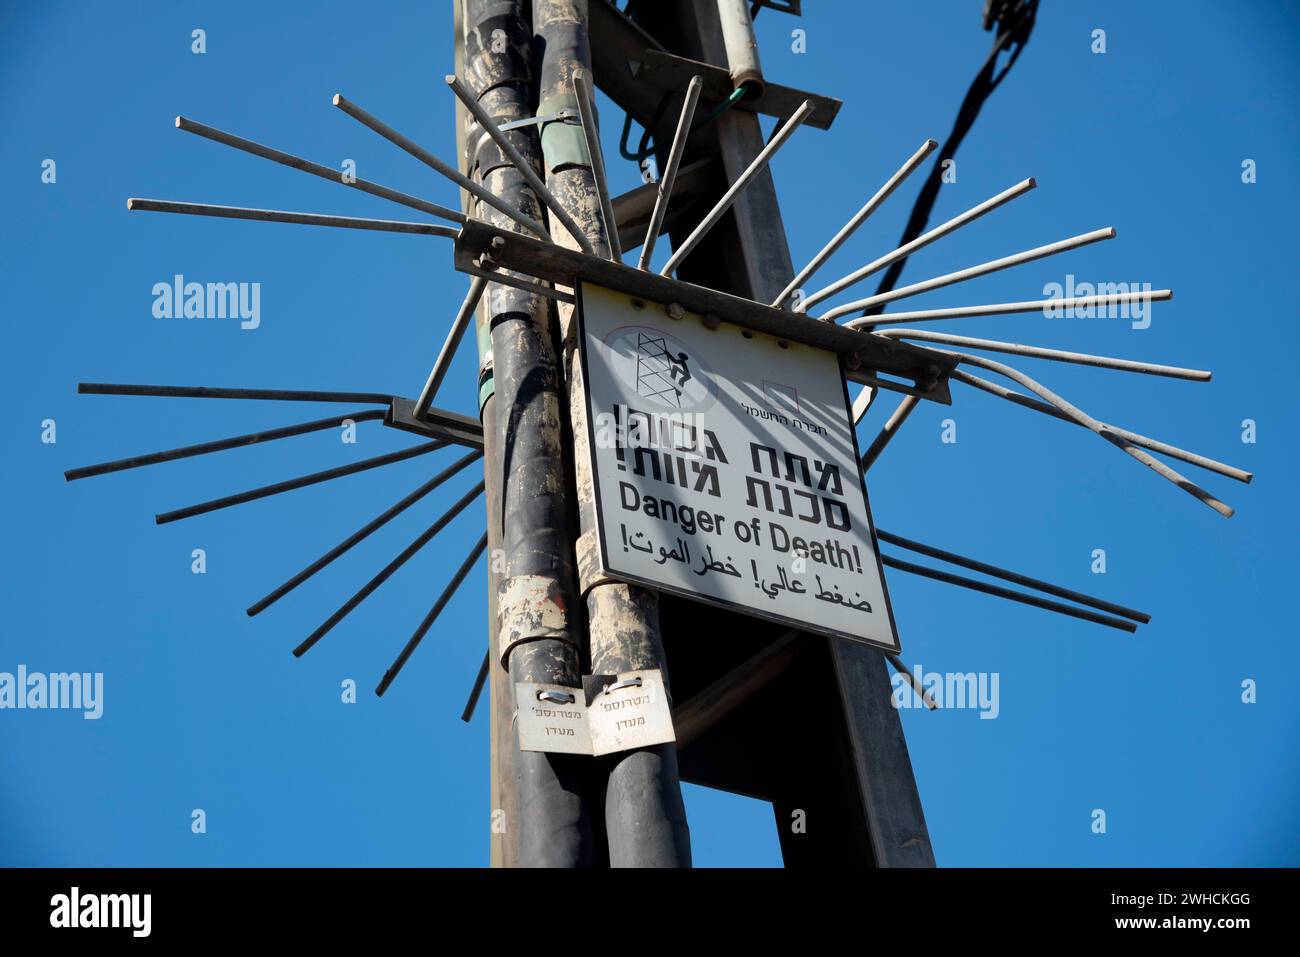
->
[2,1,1297,867]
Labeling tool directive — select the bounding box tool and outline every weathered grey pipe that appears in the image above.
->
[717,0,764,96]
[463,0,594,868]
[451,0,514,869]
[572,69,621,261]
[535,0,692,869]
[446,72,596,255]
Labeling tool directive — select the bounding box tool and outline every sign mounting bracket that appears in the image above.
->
[455,218,955,404]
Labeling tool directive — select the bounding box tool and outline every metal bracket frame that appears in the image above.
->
[588,0,830,137]
[453,218,955,403]
[386,396,485,448]
[632,49,841,131]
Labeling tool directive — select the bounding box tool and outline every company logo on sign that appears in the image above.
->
[602,325,716,413]
[763,380,801,414]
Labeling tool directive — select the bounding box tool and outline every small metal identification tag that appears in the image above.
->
[585,670,676,756]
[515,682,593,755]
[514,670,676,756]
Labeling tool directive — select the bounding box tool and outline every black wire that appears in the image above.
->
[862,0,1039,317]
[617,0,759,168]
[618,84,750,166]
[619,91,672,162]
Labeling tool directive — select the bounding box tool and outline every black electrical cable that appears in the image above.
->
[619,84,750,165]
[617,0,756,169]
[862,0,1039,316]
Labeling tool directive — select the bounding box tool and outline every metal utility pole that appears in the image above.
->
[66,0,1241,877]
[458,0,596,868]
[451,0,514,871]
[459,0,927,867]
[533,0,692,868]
[459,0,932,868]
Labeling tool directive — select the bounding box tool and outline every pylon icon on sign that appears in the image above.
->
[635,332,692,406]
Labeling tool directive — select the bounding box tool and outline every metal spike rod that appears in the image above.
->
[885,654,939,710]
[773,138,938,308]
[331,92,551,241]
[444,74,596,255]
[638,74,703,271]
[951,368,1252,484]
[942,349,1234,517]
[127,198,459,237]
[376,532,489,696]
[174,115,465,223]
[819,227,1118,323]
[155,441,446,525]
[851,385,876,425]
[293,481,485,657]
[876,328,1212,381]
[78,382,394,404]
[660,98,816,277]
[65,408,386,481]
[573,70,622,261]
[415,275,489,419]
[880,554,1138,632]
[860,395,920,471]
[799,177,1037,312]
[845,289,1173,328]
[876,529,1150,623]
[247,448,483,616]
[672,629,803,749]
[460,650,491,723]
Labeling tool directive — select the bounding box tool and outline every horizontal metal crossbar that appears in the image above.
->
[453,218,957,403]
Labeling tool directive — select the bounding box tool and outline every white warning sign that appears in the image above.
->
[577,282,901,652]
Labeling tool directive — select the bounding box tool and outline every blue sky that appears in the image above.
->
[2,1,1297,867]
